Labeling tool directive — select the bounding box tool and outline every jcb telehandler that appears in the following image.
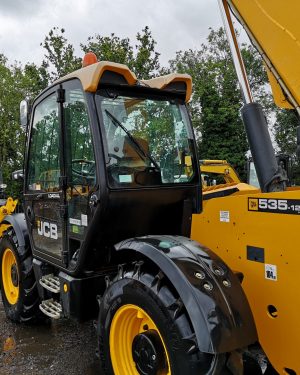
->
[200,160,258,201]
[192,1,300,374]
[0,54,257,374]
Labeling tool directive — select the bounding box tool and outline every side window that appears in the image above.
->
[65,87,96,189]
[27,94,60,192]
[64,85,96,240]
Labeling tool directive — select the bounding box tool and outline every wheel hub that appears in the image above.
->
[11,264,19,287]
[2,248,19,305]
[132,330,166,375]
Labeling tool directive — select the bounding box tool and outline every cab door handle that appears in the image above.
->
[89,193,98,208]
[26,206,35,223]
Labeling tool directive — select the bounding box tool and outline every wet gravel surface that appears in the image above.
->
[0,293,103,375]
[0,293,268,375]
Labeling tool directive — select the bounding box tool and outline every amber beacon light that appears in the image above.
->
[82,52,98,67]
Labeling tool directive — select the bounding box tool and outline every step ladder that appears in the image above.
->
[39,274,63,319]
[39,299,62,319]
[39,274,60,293]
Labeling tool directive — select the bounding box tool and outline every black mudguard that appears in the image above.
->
[2,213,29,248]
[115,235,257,354]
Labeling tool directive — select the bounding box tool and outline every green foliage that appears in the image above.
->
[169,29,244,177]
[41,27,82,81]
[132,26,160,79]
[81,33,133,67]
[81,26,160,79]
[0,57,25,197]
[169,28,271,180]
[20,63,49,97]
[41,26,160,81]
[0,56,50,198]
[274,109,299,155]
[274,109,300,184]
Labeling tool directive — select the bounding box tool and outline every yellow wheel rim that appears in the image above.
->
[109,304,171,375]
[2,248,19,305]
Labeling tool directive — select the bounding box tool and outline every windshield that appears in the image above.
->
[97,91,196,187]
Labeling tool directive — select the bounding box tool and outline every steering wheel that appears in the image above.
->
[72,159,95,177]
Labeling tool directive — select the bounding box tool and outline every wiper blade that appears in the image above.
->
[105,109,160,170]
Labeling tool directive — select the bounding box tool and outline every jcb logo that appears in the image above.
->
[248,198,258,211]
[37,220,58,240]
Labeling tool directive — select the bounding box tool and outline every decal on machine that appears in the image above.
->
[265,264,277,281]
[220,210,230,222]
[248,197,300,215]
[69,218,81,226]
[48,193,60,199]
[37,220,58,240]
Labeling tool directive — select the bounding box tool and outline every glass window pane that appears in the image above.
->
[65,88,96,188]
[98,94,195,187]
[64,86,96,240]
[27,94,60,192]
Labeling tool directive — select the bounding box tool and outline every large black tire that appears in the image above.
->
[0,229,41,323]
[98,263,228,375]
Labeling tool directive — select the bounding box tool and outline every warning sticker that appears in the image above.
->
[265,264,277,281]
[81,214,88,227]
[69,218,81,226]
[220,211,230,223]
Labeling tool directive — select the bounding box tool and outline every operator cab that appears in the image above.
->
[21,56,201,271]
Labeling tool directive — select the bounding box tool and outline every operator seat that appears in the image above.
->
[121,136,149,168]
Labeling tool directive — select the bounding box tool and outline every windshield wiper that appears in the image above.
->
[105,109,160,170]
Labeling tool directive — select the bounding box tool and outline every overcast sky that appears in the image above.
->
[0,0,231,67]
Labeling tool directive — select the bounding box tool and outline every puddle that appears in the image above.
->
[0,293,102,375]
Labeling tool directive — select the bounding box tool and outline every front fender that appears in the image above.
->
[2,213,29,248]
[115,235,257,354]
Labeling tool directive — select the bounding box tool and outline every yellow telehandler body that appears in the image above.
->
[191,1,300,373]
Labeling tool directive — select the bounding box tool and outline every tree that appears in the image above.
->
[273,108,300,184]
[169,28,270,179]
[81,26,160,79]
[0,52,51,198]
[19,62,49,98]
[81,33,133,67]
[40,26,161,81]
[41,27,82,81]
[274,109,299,156]
[0,56,25,196]
[132,26,160,78]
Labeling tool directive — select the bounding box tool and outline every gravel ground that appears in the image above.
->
[0,293,103,375]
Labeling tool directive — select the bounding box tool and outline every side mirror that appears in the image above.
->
[20,100,29,130]
[12,170,24,182]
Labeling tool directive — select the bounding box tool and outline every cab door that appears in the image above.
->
[24,88,65,264]
[24,81,97,266]
[63,80,97,261]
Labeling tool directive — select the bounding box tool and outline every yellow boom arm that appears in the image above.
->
[229,0,300,112]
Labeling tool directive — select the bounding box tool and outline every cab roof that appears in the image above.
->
[56,61,192,102]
